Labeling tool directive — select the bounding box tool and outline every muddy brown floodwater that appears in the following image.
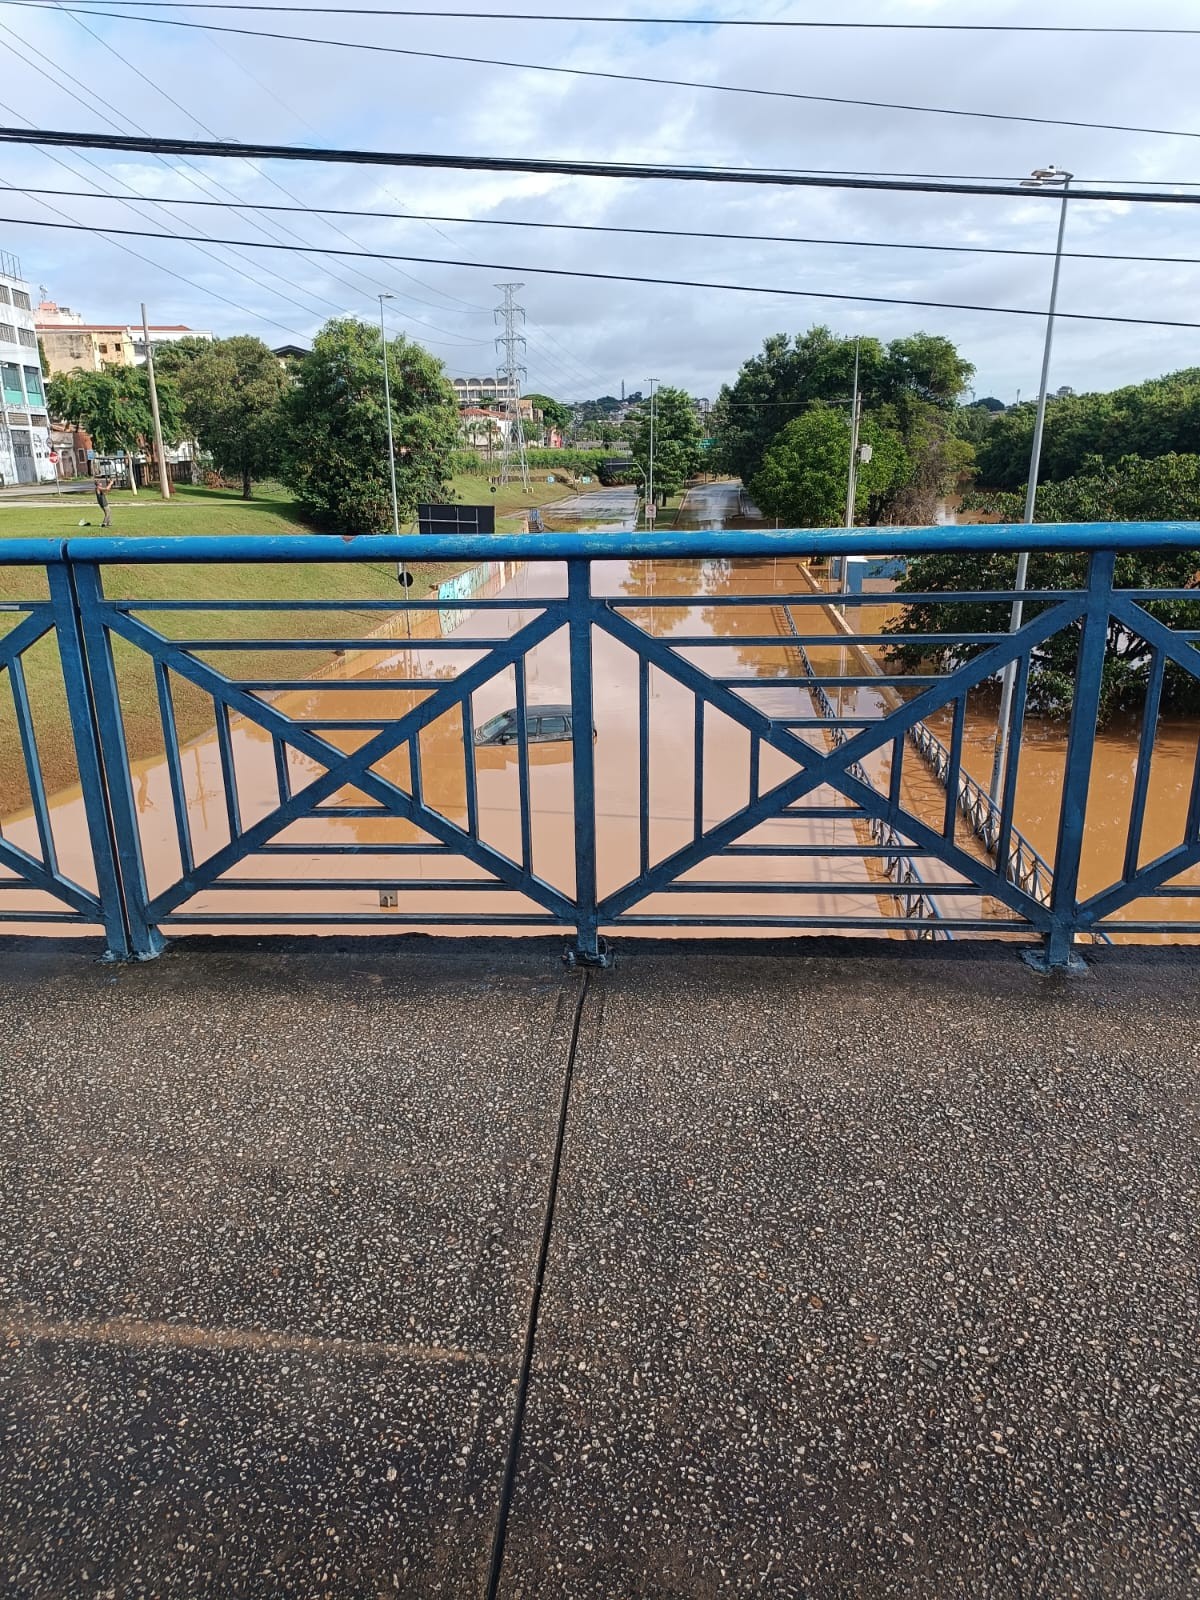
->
[4,528,1197,941]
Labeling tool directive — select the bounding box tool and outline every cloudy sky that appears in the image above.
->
[0,0,1196,403]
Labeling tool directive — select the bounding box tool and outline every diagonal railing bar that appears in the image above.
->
[0,606,55,666]
[1075,595,1200,923]
[99,604,576,922]
[597,596,1081,922]
[0,832,99,913]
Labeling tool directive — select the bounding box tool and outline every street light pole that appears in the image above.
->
[840,337,861,598]
[990,167,1073,800]
[141,302,171,501]
[378,293,401,539]
[645,377,658,528]
[378,294,412,636]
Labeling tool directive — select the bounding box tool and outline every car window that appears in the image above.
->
[540,715,568,739]
[477,712,511,741]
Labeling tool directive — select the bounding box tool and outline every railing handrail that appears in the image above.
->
[2,520,1200,566]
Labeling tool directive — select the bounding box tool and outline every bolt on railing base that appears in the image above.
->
[1022,943,1089,977]
[564,935,613,969]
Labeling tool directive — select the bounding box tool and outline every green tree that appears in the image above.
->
[974,368,1200,489]
[47,366,183,495]
[750,406,909,526]
[280,318,459,535]
[628,385,702,504]
[710,325,972,487]
[155,334,288,499]
[886,453,1200,719]
[523,391,572,434]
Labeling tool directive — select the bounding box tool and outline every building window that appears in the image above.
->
[17,326,36,348]
[0,361,23,407]
[0,286,11,306]
[11,289,31,311]
[0,322,14,344]
[23,366,43,404]
[98,342,108,353]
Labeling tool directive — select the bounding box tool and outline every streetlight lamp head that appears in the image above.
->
[379,292,394,302]
[1021,166,1074,187]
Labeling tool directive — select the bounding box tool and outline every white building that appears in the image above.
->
[0,252,53,484]
[451,375,518,408]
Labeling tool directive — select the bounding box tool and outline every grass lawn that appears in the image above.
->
[441,471,576,531]
[0,481,537,816]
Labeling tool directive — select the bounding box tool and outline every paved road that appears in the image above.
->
[539,484,639,526]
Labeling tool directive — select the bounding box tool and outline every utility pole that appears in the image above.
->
[494,282,530,492]
[645,377,658,527]
[840,339,861,597]
[377,294,412,629]
[141,303,171,500]
[990,167,1073,800]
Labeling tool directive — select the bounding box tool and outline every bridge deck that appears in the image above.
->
[0,937,1195,1597]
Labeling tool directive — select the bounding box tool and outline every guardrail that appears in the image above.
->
[1,523,1198,968]
[774,602,951,940]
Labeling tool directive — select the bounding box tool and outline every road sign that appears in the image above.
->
[646,501,657,521]
[48,450,58,463]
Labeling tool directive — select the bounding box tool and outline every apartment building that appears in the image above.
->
[35,300,210,377]
[0,252,53,484]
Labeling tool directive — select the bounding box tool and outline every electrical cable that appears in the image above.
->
[6,210,1200,330]
[43,0,492,339]
[0,23,351,327]
[0,127,1195,204]
[12,1,1200,32]
[8,4,1200,144]
[11,181,1200,268]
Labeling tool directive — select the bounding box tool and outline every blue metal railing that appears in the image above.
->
[1,523,1199,967]
[773,601,951,940]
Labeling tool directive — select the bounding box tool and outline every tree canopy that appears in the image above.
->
[47,366,184,488]
[710,325,973,486]
[750,406,909,527]
[524,391,572,433]
[974,368,1200,489]
[156,334,289,498]
[887,454,1200,720]
[627,385,702,504]
[280,318,459,535]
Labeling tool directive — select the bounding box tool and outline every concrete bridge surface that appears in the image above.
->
[0,937,1196,1597]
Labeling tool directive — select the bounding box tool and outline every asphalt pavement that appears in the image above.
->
[0,937,1196,1597]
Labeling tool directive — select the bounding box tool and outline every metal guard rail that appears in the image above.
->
[1,522,1198,969]
[775,603,951,941]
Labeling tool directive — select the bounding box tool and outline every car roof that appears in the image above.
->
[500,703,573,718]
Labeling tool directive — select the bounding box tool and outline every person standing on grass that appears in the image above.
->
[93,472,114,528]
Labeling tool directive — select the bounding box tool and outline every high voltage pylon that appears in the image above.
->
[494,281,530,492]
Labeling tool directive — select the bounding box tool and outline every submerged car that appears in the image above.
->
[473,704,595,746]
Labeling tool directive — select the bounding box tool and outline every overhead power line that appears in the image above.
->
[13,1,1200,31]
[13,182,1200,268]
[0,127,1196,204]
[5,211,1200,330]
[7,5,1200,144]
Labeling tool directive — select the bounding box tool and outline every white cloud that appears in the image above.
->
[0,0,1196,401]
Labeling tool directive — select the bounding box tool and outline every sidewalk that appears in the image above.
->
[0,937,1195,1596]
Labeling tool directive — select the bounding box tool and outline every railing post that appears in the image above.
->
[70,560,166,958]
[566,559,607,966]
[1033,548,1115,973]
[45,559,131,958]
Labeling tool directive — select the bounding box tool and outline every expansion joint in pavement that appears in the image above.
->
[484,967,594,1598]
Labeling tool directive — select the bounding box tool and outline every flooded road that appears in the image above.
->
[4,485,1197,941]
[2,554,899,936]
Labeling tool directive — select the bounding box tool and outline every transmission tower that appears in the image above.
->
[494,281,530,492]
